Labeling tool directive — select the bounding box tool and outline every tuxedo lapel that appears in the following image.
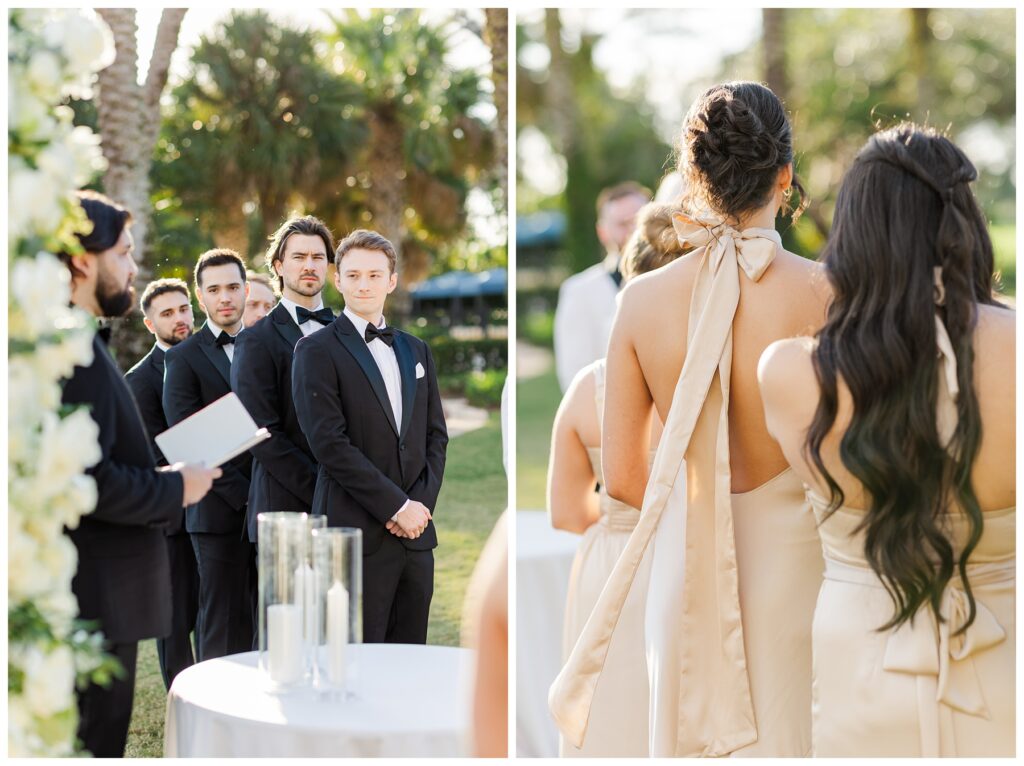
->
[392,333,417,440]
[333,315,399,437]
[150,344,165,376]
[197,323,232,387]
[270,302,303,349]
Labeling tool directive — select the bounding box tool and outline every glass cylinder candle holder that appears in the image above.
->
[257,512,309,690]
[311,527,362,699]
[302,515,327,679]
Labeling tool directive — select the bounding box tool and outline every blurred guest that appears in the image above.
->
[243,270,277,328]
[553,181,651,391]
[124,278,199,691]
[232,216,335,543]
[462,511,509,757]
[548,203,684,757]
[59,191,218,757]
[163,249,255,660]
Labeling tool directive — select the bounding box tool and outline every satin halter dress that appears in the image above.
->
[550,217,823,757]
[808,318,1015,757]
[559,360,655,757]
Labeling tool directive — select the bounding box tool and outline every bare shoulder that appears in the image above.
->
[757,336,818,401]
[618,247,704,320]
[973,302,1015,392]
[556,362,600,444]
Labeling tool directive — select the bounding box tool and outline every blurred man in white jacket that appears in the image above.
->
[553,181,650,391]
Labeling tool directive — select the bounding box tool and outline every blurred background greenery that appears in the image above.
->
[517,8,1016,510]
[71,8,509,398]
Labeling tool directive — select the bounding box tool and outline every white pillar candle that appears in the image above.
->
[267,603,303,684]
[294,563,317,642]
[326,580,349,686]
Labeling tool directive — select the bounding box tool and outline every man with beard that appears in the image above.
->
[163,249,255,660]
[232,216,334,542]
[59,191,219,757]
[124,278,199,691]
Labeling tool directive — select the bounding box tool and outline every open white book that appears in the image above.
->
[156,392,270,468]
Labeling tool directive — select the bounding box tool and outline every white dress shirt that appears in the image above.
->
[281,297,330,338]
[553,252,620,391]
[155,338,171,352]
[208,323,239,363]
[342,307,408,520]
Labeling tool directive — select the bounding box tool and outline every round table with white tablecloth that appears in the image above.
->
[164,644,472,757]
[515,510,581,758]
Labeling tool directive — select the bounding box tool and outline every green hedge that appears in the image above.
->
[520,309,554,348]
[464,370,506,408]
[425,336,507,376]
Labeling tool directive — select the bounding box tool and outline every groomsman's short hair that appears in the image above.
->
[246,270,278,296]
[194,248,246,289]
[335,229,398,274]
[265,216,335,292]
[596,181,652,219]
[140,277,190,315]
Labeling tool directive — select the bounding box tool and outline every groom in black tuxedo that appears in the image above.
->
[163,249,256,660]
[293,229,448,644]
[124,277,199,691]
[232,216,335,542]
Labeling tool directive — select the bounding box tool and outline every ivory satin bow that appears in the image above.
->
[548,214,783,756]
[881,575,1007,718]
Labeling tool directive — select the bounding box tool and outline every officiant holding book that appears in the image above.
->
[163,249,256,661]
[293,229,448,644]
[59,191,220,757]
[231,216,335,543]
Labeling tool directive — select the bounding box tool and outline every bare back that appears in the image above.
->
[761,303,1016,512]
[619,245,830,492]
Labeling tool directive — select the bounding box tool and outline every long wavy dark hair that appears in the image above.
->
[807,123,1003,633]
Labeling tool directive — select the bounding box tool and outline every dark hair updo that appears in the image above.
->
[678,81,806,223]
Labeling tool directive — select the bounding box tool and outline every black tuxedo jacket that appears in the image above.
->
[63,335,183,643]
[162,322,252,535]
[231,303,321,541]
[292,313,448,554]
[125,343,189,536]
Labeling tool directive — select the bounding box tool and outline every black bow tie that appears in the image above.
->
[364,324,395,347]
[215,331,236,347]
[296,306,334,326]
[97,325,113,345]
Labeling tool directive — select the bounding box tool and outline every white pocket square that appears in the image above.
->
[415,362,425,379]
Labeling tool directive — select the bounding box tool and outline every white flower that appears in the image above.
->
[11,251,77,339]
[22,645,76,718]
[8,165,64,239]
[8,358,63,425]
[52,474,99,529]
[38,534,79,591]
[7,521,45,600]
[67,125,108,180]
[37,409,102,489]
[26,51,62,95]
[47,12,115,74]
[7,693,37,757]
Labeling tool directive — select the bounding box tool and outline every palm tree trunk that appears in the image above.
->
[544,9,573,156]
[484,9,508,213]
[909,9,933,116]
[762,9,787,104]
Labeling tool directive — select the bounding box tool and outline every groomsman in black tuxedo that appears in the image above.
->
[232,216,335,542]
[59,191,219,757]
[293,229,448,644]
[163,249,255,660]
[124,277,199,691]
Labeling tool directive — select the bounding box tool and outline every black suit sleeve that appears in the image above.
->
[64,364,183,526]
[232,330,316,505]
[125,362,168,467]
[292,337,408,525]
[162,347,249,511]
[406,344,448,512]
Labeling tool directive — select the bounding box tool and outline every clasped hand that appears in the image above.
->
[386,500,432,539]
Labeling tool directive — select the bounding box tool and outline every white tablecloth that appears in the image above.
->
[515,510,580,758]
[165,644,472,757]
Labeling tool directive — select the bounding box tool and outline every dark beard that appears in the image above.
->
[96,269,134,318]
[158,329,189,346]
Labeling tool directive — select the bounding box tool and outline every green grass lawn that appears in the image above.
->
[124,413,506,757]
[516,367,561,511]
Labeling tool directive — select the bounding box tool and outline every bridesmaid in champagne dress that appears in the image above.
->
[550,82,831,757]
[548,203,685,757]
[759,124,1015,757]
